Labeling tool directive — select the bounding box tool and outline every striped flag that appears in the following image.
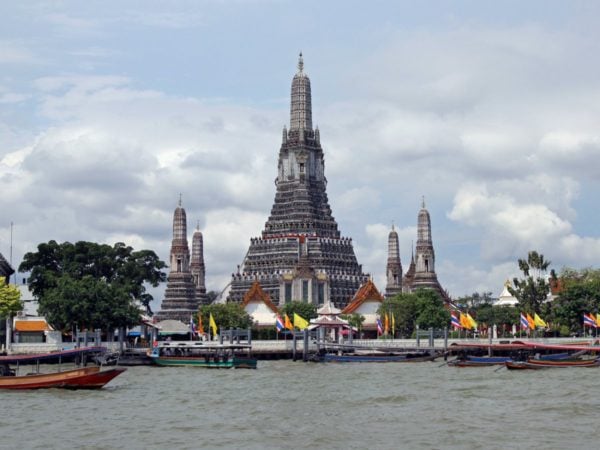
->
[583,313,597,328]
[451,312,462,329]
[276,314,285,332]
[377,318,383,335]
[520,313,529,330]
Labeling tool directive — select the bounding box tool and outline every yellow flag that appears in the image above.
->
[595,313,600,327]
[293,313,309,330]
[391,314,395,332]
[460,313,470,329]
[384,313,389,334]
[533,313,547,328]
[209,313,218,336]
[467,313,478,330]
[284,314,294,331]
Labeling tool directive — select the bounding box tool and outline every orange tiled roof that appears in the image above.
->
[15,320,49,332]
[242,281,279,313]
[342,279,384,314]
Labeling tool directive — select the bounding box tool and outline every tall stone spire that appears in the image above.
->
[191,222,209,305]
[403,198,448,301]
[415,198,434,273]
[228,54,367,307]
[385,224,403,298]
[290,52,313,132]
[170,200,190,273]
[156,199,199,322]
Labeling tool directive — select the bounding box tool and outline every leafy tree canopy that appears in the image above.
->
[379,289,450,337]
[509,250,552,314]
[551,267,600,333]
[18,240,167,331]
[0,277,22,319]
[280,301,317,321]
[456,291,494,309]
[199,303,253,331]
[340,313,365,331]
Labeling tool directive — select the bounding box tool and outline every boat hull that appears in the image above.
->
[506,360,600,370]
[151,356,257,369]
[0,367,126,390]
[321,353,436,363]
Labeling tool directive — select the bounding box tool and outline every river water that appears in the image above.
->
[1,360,599,449]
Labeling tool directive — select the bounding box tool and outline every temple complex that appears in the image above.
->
[228,54,368,307]
[156,200,208,322]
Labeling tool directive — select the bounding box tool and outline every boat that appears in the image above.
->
[318,352,437,363]
[149,341,257,369]
[0,366,127,390]
[447,359,498,367]
[505,359,600,370]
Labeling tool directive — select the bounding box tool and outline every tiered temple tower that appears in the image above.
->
[228,54,368,307]
[385,224,403,298]
[402,198,448,300]
[156,200,202,322]
[190,224,209,306]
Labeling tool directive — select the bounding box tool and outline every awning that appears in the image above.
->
[14,320,49,332]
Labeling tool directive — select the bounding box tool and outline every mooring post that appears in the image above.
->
[444,327,448,352]
[429,327,434,351]
[416,324,420,348]
[488,330,493,356]
[247,327,252,346]
[229,328,234,344]
[303,329,309,362]
[292,333,297,361]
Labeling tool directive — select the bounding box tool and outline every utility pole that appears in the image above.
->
[10,222,14,284]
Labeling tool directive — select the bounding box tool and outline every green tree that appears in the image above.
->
[280,301,317,322]
[456,291,494,309]
[379,289,450,338]
[340,313,365,333]
[18,240,167,331]
[199,303,253,331]
[509,250,552,314]
[551,268,600,334]
[470,304,519,336]
[0,277,22,319]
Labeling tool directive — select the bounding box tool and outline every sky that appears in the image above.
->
[1,1,600,309]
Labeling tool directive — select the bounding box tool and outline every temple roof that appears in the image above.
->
[241,281,279,313]
[317,302,341,316]
[343,279,384,314]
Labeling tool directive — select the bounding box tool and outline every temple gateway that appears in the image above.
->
[227,54,368,308]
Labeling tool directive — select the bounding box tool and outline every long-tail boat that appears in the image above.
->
[0,366,127,389]
[506,358,600,370]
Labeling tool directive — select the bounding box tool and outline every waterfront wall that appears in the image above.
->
[7,337,596,355]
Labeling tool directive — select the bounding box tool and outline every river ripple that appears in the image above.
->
[1,361,599,449]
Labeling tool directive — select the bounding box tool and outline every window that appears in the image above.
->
[177,258,182,272]
[285,283,292,303]
[302,280,309,302]
[299,163,305,173]
[317,283,325,305]
[425,259,429,272]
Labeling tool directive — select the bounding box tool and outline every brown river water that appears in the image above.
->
[1,360,599,449]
